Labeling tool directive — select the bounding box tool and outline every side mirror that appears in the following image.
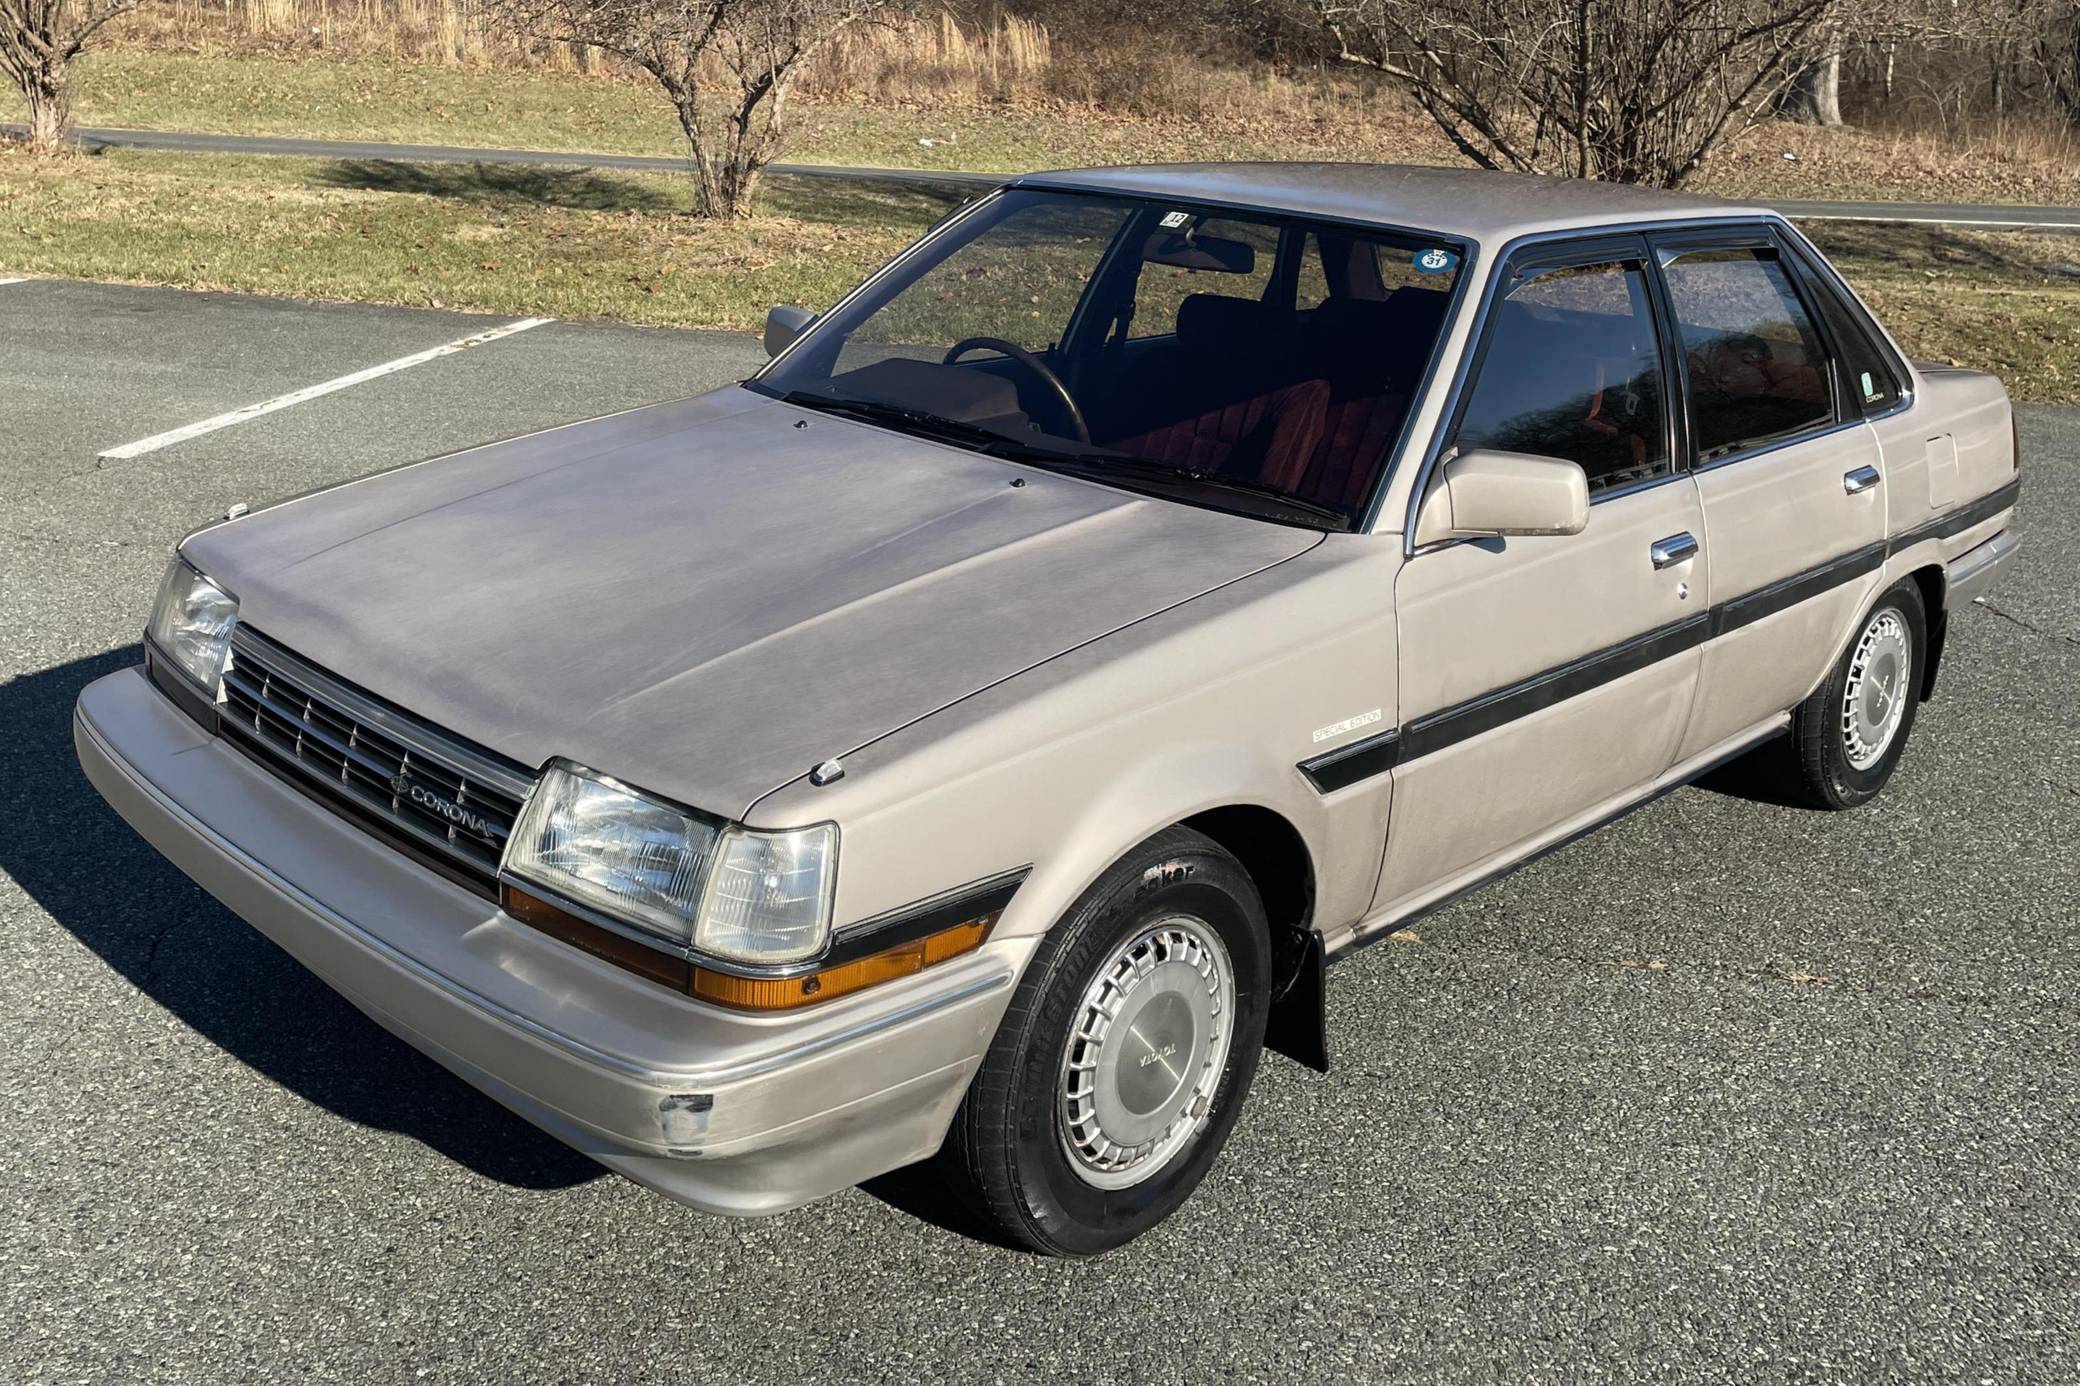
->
[1412,448,1589,547]
[763,304,815,359]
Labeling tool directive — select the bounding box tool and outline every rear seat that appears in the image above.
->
[1287,288,1449,509]
[1101,286,1454,514]
[1685,335,1829,453]
[1106,294,1330,490]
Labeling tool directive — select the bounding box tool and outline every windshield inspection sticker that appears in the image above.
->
[1413,247,1458,274]
[1312,709,1383,744]
[1159,210,1192,229]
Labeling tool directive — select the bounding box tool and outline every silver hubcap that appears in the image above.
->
[1059,917,1235,1189]
[1843,608,1912,770]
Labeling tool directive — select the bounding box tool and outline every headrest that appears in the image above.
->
[1306,288,1451,386]
[1310,288,1449,342]
[1175,293,1289,357]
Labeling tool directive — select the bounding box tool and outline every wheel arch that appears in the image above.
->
[1177,803,1330,1074]
[1905,562,1947,700]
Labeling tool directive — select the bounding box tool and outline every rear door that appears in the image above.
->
[1379,237,1707,911]
[1651,228,1888,761]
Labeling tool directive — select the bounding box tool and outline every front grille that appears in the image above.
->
[219,628,533,895]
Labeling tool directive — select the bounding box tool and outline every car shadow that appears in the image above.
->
[1688,730,1829,810]
[2,646,602,1191]
[858,1159,1030,1252]
[760,171,972,231]
[314,158,680,213]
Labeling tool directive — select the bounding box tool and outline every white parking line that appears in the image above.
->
[97,316,553,460]
[0,277,27,286]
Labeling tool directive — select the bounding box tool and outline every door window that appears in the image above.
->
[1453,256,1671,494]
[1661,245,1834,460]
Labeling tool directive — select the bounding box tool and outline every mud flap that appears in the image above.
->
[1921,604,1948,701]
[1264,931,1328,1073]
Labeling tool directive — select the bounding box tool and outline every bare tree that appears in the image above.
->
[1312,0,1849,186]
[1779,43,1844,124]
[2031,1,2080,124]
[2,0,144,153]
[492,0,913,218]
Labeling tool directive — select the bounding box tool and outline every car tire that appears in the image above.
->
[938,827,1271,1257]
[1788,578,1929,810]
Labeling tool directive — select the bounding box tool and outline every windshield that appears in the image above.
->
[752,188,1466,530]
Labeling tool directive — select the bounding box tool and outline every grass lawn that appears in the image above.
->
[0,148,955,327]
[1804,223,2080,403]
[2,145,2076,402]
[19,50,2080,208]
[15,51,1412,171]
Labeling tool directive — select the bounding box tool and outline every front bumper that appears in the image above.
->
[74,667,1028,1216]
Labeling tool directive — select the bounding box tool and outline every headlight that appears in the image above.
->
[695,820,838,964]
[503,763,836,965]
[147,556,238,696]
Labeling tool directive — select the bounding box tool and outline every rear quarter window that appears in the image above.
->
[1789,246,1904,413]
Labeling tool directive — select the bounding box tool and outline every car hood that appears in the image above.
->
[185,387,1319,816]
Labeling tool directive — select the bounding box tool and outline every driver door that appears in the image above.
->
[1377,238,1707,914]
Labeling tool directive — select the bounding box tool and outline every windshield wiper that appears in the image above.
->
[781,390,999,446]
[780,390,1084,465]
[1035,455,1353,531]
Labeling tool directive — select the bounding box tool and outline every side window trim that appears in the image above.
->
[1440,232,1680,507]
[1646,225,1852,473]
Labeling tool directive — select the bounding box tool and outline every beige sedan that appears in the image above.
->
[76,164,2019,1256]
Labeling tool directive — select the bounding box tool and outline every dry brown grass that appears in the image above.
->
[119,2,1406,129]
[801,10,1052,103]
[128,1,1064,88]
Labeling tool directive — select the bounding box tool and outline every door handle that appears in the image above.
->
[1844,465,1882,495]
[1650,532,1699,569]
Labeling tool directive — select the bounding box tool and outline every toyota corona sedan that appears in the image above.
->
[76,164,2020,1256]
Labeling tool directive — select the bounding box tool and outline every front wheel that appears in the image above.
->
[1788,578,1928,810]
[939,828,1271,1256]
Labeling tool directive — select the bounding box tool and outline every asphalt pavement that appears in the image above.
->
[2,278,2075,1383]
[9,122,2080,230]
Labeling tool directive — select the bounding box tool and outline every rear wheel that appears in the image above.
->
[940,828,1270,1256]
[1788,579,1928,809]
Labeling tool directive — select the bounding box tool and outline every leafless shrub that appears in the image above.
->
[2,0,146,151]
[1312,0,1853,186]
[489,0,918,216]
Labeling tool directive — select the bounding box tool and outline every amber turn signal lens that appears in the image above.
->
[502,882,997,1012]
[690,915,996,1011]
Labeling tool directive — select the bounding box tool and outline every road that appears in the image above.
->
[10,122,2080,230]
[2,279,2075,1383]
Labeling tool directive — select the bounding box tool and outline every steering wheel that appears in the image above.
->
[943,337,1090,444]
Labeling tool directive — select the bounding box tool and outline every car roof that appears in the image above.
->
[1010,162,1773,245]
